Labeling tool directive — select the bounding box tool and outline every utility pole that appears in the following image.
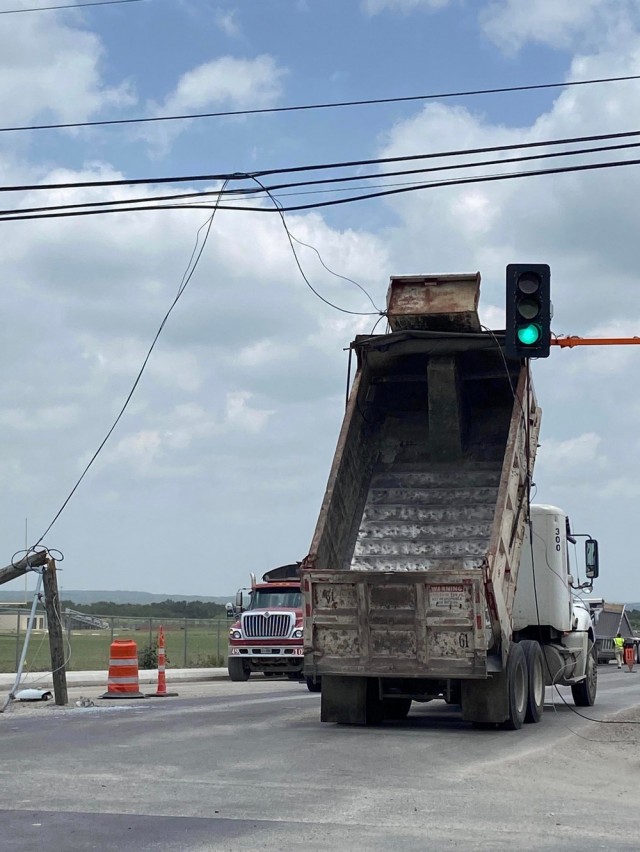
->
[42,557,68,706]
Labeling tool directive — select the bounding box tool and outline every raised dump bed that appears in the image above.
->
[300,273,572,729]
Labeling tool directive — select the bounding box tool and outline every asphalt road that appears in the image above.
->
[2,666,640,851]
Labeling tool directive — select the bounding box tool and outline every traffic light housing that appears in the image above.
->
[505,263,551,359]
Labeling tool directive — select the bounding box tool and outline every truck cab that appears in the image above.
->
[227,564,305,681]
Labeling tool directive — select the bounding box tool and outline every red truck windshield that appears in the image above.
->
[250,588,301,609]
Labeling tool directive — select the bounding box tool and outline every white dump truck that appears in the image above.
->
[302,273,599,729]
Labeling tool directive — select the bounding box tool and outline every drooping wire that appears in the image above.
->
[32,180,230,547]
[287,232,383,314]
[245,175,382,317]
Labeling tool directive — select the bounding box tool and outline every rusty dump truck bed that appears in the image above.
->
[302,320,540,681]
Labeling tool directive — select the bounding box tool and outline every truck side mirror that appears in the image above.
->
[585,538,599,579]
[235,590,244,609]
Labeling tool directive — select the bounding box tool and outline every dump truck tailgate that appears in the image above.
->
[303,570,488,679]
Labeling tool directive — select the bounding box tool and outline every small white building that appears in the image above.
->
[0,608,47,632]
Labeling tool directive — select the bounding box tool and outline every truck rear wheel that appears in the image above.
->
[382,698,412,720]
[519,639,544,723]
[320,676,383,725]
[571,644,597,707]
[500,642,528,730]
[228,658,250,682]
[306,676,321,693]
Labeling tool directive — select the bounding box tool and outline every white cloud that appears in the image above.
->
[0,12,134,125]
[0,405,79,431]
[0,459,39,494]
[362,0,453,14]
[598,477,640,499]
[236,339,296,368]
[482,0,640,53]
[225,391,274,433]
[536,433,604,472]
[108,429,163,474]
[158,55,287,116]
[142,54,288,154]
[215,9,241,37]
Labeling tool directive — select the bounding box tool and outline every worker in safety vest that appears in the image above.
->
[613,633,624,669]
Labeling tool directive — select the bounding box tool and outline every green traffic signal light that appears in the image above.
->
[517,323,541,345]
[506,263,551,359]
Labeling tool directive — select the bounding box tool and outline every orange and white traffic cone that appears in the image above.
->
[147,626,178,697]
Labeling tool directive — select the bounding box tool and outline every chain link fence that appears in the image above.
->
[0,606,229,673]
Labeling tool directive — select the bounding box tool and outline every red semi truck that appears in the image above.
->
[227,563,319,688]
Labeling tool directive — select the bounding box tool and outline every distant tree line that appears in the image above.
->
[627,609,640,631]
[60,599,227,619]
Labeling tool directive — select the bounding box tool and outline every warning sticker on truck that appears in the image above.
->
[428,584,469,611]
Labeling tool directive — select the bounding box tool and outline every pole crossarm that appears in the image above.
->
[552,336,640,348]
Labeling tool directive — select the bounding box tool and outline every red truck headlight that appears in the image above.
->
[292,629,303,639]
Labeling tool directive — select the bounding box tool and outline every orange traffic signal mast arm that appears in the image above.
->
[552,336,640,347]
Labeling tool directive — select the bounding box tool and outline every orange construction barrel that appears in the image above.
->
[624,642,635,672]
[102,639,146,699]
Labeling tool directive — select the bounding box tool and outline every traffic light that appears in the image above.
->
[505,263,551,359]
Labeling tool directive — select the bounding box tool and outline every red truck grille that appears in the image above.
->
[242,612,293,638]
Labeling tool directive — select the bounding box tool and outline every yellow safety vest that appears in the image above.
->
[613,636,624,649]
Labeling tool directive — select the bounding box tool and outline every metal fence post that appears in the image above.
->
[216,620,221,663]
[67,614,72,665]
[183,617,188,667]
[15,610,21,671]
[148,618,153,649]
[110,617,114,643]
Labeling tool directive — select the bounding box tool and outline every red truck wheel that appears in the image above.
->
[228,659,250,682]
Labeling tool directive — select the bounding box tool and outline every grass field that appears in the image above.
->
[0,621,229,673]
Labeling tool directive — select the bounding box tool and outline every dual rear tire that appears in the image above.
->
[471,640,544,730]
[520,639,545,724]
[503,640,545,729]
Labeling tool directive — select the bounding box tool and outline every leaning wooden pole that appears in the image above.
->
[0,549,48,587]
[42,557,68,706]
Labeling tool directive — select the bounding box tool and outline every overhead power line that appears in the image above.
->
[2,155,640,223]
[1,73,639,134]
[245,155,640,214]
[2,127,640,195]
[0,0,145,14]
[3,137,640,220]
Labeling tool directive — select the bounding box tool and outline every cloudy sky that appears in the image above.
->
[1,0,639,601]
